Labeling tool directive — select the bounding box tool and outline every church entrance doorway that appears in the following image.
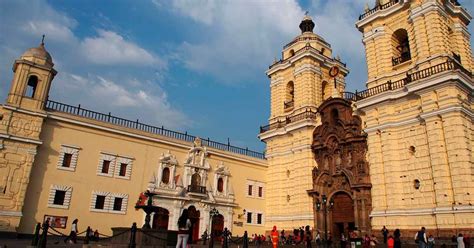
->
[152,207,169,230]
[188,206,200,244]
[308,98,372,236]
[212,214,224,241]
[331,192,355,239]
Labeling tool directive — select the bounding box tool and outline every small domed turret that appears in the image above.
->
[299,14,315,33]
[21,39,53,66]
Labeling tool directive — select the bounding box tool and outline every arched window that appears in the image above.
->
[284,81,294,110]
[26,75,38,98]
[191,173,201,187]
[217,178,224,192]
[161,167,170,184]
[289,49,295,57]
[392,29,411,66]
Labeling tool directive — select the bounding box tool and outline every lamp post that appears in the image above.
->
[209,207,219,248]
[316,194,334,247]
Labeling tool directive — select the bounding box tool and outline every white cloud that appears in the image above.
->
[163,0,304,83]
[0,0,187,129]
[53,72,189,128]
[81,30,163,66]
[22,21,76,43]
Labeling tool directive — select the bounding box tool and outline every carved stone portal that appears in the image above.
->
[308,98,372,238]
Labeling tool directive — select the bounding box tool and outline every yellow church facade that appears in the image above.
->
[0,0,472,240]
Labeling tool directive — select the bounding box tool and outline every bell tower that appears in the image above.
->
[7,38,56,111]
[260,15,349,230]
[0,40,56,232]
[354,0,473,235]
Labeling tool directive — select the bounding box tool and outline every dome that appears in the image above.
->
[299,15,315,33]
[21,43,53,65]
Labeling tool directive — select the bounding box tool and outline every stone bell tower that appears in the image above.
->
[259,15,349,231]
[0,40,56,232]
[354,0,473,235]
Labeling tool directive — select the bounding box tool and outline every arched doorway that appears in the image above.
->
[212,214,224,241]
[152,207,169,230]
[188,206,200,244]
[331,192,355,239]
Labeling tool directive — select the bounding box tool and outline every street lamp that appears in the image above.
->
[209,207,220,248]
[316,194,334,247]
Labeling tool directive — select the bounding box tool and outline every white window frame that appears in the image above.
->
[246,211,253,224]
[48,185,73,209]
[97,153,116,177]
[57,144,80,172]
[245,209,264,226]
[90,191,128,214]
[114,156,133,180]
[109,193,128,214]
[246,180,265,199]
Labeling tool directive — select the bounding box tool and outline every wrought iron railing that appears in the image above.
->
[260,109,317,134]
[269,45,346,70]
[359,0,400,20]
[187,185,206,194]
[342,58,470,102]
[45,100,265,159]
[392,52,411,66]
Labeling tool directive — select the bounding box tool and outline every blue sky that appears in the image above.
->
[0,0,473,152]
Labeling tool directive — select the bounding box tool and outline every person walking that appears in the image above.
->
[387,235,394,248]
[340,233,347,248]
[369,235,378,247]
[382,226,389,244]
[414,227,428,248]
[271,226,279,248]
[176,209,191,248]
[64,219,78,244]
[394,229,401,248]
[463,234,470,248]
[202,229,208,245]
[305,226,312,248]
[457,233,465,248]
[427,234,435,248]
[315,231,321,246]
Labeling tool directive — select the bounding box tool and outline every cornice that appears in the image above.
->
[355,70,473,109]
[364,105,473,133]
[47,114,267,167]
[371,205,474,217]
[356,0,407,30]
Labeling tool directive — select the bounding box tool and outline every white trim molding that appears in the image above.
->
[48,185,73,209]
[56,144,80,172]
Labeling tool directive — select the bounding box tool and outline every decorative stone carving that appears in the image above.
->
[309,98,372,235]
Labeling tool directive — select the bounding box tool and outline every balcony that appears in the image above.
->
[343,57,471,102]
[187,185,206,194]
[359,0,399,20]
[392,52,411,66]
[259,109,317,134]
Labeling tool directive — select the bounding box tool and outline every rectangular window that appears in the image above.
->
[53,190,66,205]
[246,212,252,224]
[257,213,262,224]
[258,187,263,197]
[62,153,73,168]
[113,197,123,211]
[119,163,127,177]
[248,185,253,196]
[95,195,106,209]
[101,160,110,174]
